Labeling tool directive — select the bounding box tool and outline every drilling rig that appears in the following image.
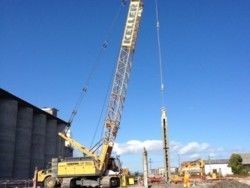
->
[37,0,143,187]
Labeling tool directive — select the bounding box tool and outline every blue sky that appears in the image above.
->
[1,0,250,171]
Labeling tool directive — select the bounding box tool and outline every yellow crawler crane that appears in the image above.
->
[37,0,143,187]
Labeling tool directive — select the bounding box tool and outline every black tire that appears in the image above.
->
[44,176,56,188]
[110,177,120,187]
[69,179,76,188]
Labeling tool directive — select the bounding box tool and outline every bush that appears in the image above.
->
[228,153,246,174]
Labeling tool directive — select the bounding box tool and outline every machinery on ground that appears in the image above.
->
[170,159,205,184]
[37,0,143,187]
[120,168,135,187]
[180,159,205,177]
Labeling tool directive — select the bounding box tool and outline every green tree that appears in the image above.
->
[228,153,244,174]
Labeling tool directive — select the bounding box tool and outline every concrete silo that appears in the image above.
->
[0,99,18,178]
[30,113,47,174]
[0,88,73,179]
[56,123,66,158]
[44,119,58,166]
[13,106,33,178]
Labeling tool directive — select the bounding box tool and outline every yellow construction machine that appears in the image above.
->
[37,0,143,187]
[170,159,205,184]
[120,168,135,187]
[180,159,205,177]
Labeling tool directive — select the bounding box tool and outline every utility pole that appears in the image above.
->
[161,108,170,185]
[143,147,149,188]
[149,158,152,174]
[178,154,181,169]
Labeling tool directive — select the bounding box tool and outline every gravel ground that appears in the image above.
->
[131,180,250,188]
[205,180,250,188]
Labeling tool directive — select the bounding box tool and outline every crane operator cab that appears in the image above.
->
[106,157,121,173]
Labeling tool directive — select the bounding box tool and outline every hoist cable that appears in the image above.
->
[154,0,166,107]
[98,65,116,146]
[90,1,128,147]
[90,77,112,148]
[66,2,124,133]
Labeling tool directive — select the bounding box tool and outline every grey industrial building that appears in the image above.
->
[0,88,73,179]
[240,153,250,168]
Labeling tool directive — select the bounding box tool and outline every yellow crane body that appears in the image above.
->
[57,159,98,177]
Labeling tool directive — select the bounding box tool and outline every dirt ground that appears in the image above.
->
[1,179,250,188]
[130,180,250,188]
[193,180,250,188]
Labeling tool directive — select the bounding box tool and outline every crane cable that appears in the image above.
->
[66,2,125,133]
[90,75,115,149]
[90,1,129,149]
[154,0,166,107]
[155,1,171,183]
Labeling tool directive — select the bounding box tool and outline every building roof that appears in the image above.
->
[204,159,229,165]
[0,88,69,125]
[239,153,250,165]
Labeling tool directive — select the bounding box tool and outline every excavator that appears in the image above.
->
[37,0,143,187]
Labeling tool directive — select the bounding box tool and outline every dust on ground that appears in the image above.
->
[195,180,250,188]
[131,180,250,188]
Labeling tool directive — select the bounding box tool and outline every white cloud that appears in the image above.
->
[170,141,182,152]
[208,152,216,158]
[114,140,162,155]
[178,142,209,155]
[189,153,201,159]
[113,139,223,160]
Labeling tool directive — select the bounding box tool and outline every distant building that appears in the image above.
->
[149,168,159,175]
[0,88,73,179]
[204,159,233,176]
[239,153,250,168]
[151,167,178,176]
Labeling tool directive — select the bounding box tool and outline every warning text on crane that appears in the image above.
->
[122,1,140,48]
